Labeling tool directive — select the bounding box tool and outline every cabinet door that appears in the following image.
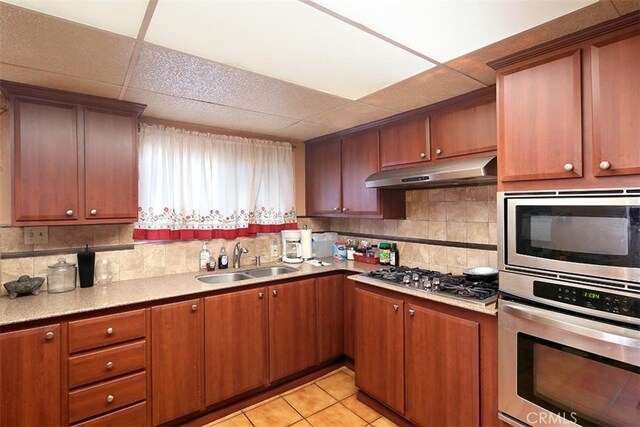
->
[354,288,404,414]
[306,139,342,215]
[343,276,355,360]
[590,31,640,177]
[269,279,318,382]
[341,129,380,215]
[84,108,138,219]
[380,116,430,168]
[432,101,496,160]
[13,98,79,221]
[405,304,480,427]
[498,49,583,182]
[317,274,344,362]
[151,299,203,425]
[204,287,268,405]
[0,324,61,426]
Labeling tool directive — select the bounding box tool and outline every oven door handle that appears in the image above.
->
[502,301,639,348]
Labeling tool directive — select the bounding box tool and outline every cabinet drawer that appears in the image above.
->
[69,310,146,353]
[69,341,146,388]
[72,402,147,427]
[68,372,146,423]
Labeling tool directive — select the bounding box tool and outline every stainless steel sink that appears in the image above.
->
[246,266,299,278]
[197,272,252,284]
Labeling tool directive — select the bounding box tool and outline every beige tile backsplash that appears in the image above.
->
[0,187,497,291]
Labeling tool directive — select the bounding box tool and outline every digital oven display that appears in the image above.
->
[582,292,601,300]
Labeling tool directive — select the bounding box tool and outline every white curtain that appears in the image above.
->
[134,124,297,240]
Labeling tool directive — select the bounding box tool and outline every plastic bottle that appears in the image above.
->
[218,247,229,269]
[379,242,391,265]
[199,242,211,271]
[390,243,400,267]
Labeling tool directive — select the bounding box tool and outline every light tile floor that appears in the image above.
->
[204,367,399,427]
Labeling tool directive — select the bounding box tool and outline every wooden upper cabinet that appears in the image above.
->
[0,324,61,427]
[13,98,79,222]
[498,49,583,183]
[432,100,496,160]
[380,116,430,168]
[590,30,640,177]
[305,138,341,215]
[341,129,380,216]
[84,108,138,220]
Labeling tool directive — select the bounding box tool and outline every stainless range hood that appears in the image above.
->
[365,155,497,189]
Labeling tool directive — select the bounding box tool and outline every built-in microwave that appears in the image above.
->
[498,189,640,315]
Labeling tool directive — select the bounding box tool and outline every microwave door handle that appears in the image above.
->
[502,302,639,348]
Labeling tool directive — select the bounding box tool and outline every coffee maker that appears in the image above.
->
[281,230,303,263]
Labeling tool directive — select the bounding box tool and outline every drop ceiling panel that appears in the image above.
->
[313,0,598,63]
[0,63,122,98]
[273,120,343,141]
[0,2,134,85]
[124,89,299,135]
[359,66,485,112]
[129,44,349,120]
[144,0,435,99]
[2,0,148,38]
[307,101,398,129]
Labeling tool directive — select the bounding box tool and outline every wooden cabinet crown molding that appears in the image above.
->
[0,80,146,115]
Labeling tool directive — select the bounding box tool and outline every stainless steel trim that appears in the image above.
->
[498,412,529,427]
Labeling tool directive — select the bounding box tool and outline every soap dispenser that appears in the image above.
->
[199,242,211,271]
[218,247,229,269]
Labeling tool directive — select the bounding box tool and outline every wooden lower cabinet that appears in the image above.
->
[317,274,344,362]
[269,278,318,382]
[343,276,355,360]
[151,298,203,425]
[405,304,480,427]
[204,287,268,405]
[354,288,405,414]
[0,324,61,426]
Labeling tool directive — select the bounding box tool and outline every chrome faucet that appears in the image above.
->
[233,242,249,268]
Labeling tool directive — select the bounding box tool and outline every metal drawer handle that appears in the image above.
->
[392,304,399,312]
[45,331,54,340]
[106,327,114,335]
[420,152,426,158]
[435,148,442,155]
[409,309,415,317]
[105,361,114,370]
[90,209,98,215]
[272,289,278,296]
[191,304,198,311]
[106,394,114,403]
[258,292,264,299]
[563,163,574,172]
[599,161,611,170]
[66,209,73,216]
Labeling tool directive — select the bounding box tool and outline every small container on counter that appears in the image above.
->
[333,241,347,259]
[379,242,391,264]
[390,243,400,267]
[366,244,379,258]
[47,258,77,293]
[77,245,95,288]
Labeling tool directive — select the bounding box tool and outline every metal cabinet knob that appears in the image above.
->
[420,152,426,158]
[435,149,442,155]
[392,304,399,312]
[599,161,611,170]
[45,331,54,340]
[66,210,73,216]
[258,292,264,299]
[106,327,114,335]
[106,395,114,403]
[90,209,98,215]
[191,304,198,311]
[334,207,339,211]
[272,289,278,297]
[409,309,415,317]
[105,361,114,370]
[342,207,349,212]
[563,163,574,172]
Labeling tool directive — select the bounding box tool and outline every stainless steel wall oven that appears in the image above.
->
[497,188,640,426]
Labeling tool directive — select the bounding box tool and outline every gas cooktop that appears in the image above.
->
[364,266,499,307]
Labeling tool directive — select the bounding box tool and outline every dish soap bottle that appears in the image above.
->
[218,247,229,269]
[199,242,211,271]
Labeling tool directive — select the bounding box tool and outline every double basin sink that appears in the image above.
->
[197,266,299,284]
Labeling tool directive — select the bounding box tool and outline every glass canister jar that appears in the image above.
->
[47,258,77,293]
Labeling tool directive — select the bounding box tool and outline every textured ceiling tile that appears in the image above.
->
[271,121,343,141]
[611,0,640,15]
[0,3,134,85]
[0,63,122,98]
[446,1,621,85]
[307,102,398,129]
[128,44,349,120]
[123,89,298,136]
[358,67,485,112]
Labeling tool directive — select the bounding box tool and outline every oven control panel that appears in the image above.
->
[533,281,640,319]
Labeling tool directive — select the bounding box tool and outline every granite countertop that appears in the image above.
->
[0,259,497,326]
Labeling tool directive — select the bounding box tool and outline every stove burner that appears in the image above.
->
[366,266,498,305]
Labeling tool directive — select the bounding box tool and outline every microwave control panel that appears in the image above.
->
[533,281,640,319]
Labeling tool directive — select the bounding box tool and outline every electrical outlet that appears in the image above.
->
[24,227,48,244]
[271,243,279,257]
